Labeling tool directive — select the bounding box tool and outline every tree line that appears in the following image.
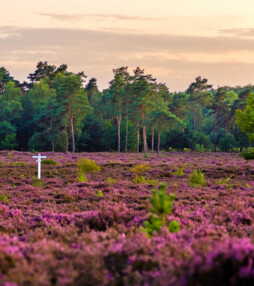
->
[0,62,253,153]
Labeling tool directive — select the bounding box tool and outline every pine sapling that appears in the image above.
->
[142,182,180,237]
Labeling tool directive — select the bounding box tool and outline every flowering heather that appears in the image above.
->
[0,150,254,285]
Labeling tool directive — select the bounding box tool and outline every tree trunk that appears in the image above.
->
[157,131,161,155]
[143,125,148,153]
[50,118,54,152]
[152,126,154,152]
[125,115,128,152]
[70,113,75,153]
[233,122,236,136]
[51,140,55,152]
[117,115,121,153]
[213,109,218,152]
[193,105,197,132]
[142,112,148,153]
[65,127,68,153]
[137,121,139,153]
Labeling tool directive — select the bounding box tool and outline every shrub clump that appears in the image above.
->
[77,158,101,181]
[189,169,206,187]
[172,166,185,176]
[0,194,9,203]
[130,164,152,176]
[142,183,180,237]
[239,151,254,161]
[77,159,101,174]
[133,175,157,186]
[42,159,59,165]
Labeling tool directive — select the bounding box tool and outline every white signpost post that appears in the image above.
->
[32,154,46,179]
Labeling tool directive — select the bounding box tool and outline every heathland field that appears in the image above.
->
[0,150,254,285]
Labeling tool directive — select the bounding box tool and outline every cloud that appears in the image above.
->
[38,13,167,22]
[0,26,254,90]
[218,28,254,37]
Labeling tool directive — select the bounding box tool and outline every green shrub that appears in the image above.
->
[130,164,152,176]
[10,162,27,166]
[32,177,44,187]
[216,176,231,185]
[132,175,157,186]
[108,177,116,184]
[141,183,180,237]
[96,190,103,197]
[189,169,206,187]
[78,172,87,182]
[218,134,236,151]
[143,153,149,159]
[8,150,14,157]
[77,159,101,174]
[172,166,185,176]
[0,194,9,203]
[145,178,157,186]
[133,175,146,184]
[42,159,59,165]
[239,151,254,160]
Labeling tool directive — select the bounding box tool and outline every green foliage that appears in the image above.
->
[1,63,254,153]
[145,178,157,186]
[10,162,27,166]
[78,172,87,182]
[0,122,17,150]
[96,190,103,197]
[236,93,254,141]
[143,153,149,159]
[239,149,254,160]
[189,169,206,187]
[216,176,231,185]
[77,159,101,174]
[133,175,146,184]
[32,177,44,187]
[172,166,185,176]
[0,194,9,203]
[8,150,14,157]
[218,134,236,151]
[42,159,59,165]
[169,220,181,233]
[108,177,117,184]
[132,175,157,186]
[142,183,180,237]
[130,164,152,176]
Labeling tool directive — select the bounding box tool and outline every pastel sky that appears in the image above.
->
[1,0,254,91]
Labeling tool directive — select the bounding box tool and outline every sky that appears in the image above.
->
[1,0,254,91]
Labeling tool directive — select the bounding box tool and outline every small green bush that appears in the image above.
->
[0,194,9,203]
[77,159,101,174]
[216,176,231,185]
[141,183,180,237]
[32,177,44,187]
[8,150,14,157]
[132,175,157,186]
[145,178,157,186]
[189,169,206,187]
[133,175,146,184]
[239,151,254,161]
[172,166,185,176]
[42,159,59,165]
[78,172,87,182]
[143,153,149,159]
[96,190,103,197]
[108,177,116,184]
[130,164,152,176]
[10,162,27,166]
